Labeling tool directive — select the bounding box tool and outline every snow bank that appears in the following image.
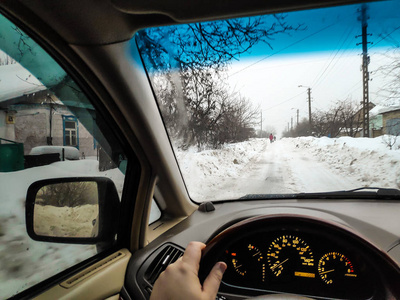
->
[176,136,400,201]
[281,136,400,189]
[177,139,266,178]
[176,139,267,199]
[34,204,98,237]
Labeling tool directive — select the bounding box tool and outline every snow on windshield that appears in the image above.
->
[136,0,400,201]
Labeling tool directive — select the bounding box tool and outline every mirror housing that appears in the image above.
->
[26,177,120,245]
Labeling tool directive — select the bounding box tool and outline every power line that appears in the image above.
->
[228,23,335,78]
[311,27,352,88]
[370,25,400,48]
[312,27,357,89]
[263,91,306,110]
[339,79,362,99]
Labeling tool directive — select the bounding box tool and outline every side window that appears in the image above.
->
[149,199,162,224]
[0,14,126,299]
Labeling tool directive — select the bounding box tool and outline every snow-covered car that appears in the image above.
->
[29,146,80,160]
[1,0,400,299]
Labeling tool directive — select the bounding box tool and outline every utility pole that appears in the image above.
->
[357,4,371,137]
[260,110,263,138]
[291,117,293,131]
[307,88,312,128]
[296,109,299,125]
[298,85,312,132]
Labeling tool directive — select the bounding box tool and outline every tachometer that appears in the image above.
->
[267,235,315,280]
[318,252,357,284]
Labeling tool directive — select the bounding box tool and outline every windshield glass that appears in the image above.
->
[136,0,400,202]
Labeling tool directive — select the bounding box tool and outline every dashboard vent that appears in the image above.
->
[145,245,184,285]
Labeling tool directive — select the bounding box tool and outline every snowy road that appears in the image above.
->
[213,140,359,199]
[180,138,381,201]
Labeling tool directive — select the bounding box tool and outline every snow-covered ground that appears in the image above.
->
[2,136,400,298]
[177,136,400,201]
[0,159,124,299]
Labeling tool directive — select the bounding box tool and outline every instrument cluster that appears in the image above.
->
[218,231,376,299]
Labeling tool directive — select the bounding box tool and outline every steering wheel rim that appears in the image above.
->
[199,214,400,299]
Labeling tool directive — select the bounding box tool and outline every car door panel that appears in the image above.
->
[34,249,131,300]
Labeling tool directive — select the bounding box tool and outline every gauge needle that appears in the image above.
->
[319,269,335,275]
[234,265,242,269]
[271,258,289,270]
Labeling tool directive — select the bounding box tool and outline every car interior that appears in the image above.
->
[1,0,400,299]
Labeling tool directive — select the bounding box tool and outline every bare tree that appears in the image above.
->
[283,118,309,137]
[307,109,337,138]
[338,99,363,137]
[376,48,400,103]
[382,134,398,150]
[137,14,304,148]
[302,100,361,138]
[37,182,98,207]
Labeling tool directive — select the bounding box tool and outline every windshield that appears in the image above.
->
[135,0,400,202]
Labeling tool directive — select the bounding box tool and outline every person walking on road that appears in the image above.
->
[269,133,274,143]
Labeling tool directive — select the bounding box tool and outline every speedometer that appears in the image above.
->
[267,235,315,280]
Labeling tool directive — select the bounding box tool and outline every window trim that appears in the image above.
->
[62,115,79,148]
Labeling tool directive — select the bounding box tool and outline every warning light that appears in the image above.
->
[231,253,237,256]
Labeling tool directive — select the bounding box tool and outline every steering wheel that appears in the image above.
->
[198,214,400,299]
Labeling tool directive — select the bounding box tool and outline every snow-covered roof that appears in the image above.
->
[369,104,400,117]
[0,63,46,103]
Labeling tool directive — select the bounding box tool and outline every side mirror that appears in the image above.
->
[26,177,120,245]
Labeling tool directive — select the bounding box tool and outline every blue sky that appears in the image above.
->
[239,0,400,60]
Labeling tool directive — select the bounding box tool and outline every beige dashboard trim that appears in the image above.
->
[34,248,131,300]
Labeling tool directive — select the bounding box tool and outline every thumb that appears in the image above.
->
[202,262,227,298]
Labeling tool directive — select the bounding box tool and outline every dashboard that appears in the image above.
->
[127,201,400,300]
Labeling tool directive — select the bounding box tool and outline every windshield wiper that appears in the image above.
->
[241,187,400,200]
[295,187,400,200]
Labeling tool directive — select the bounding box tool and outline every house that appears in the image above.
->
[337,102,375,137]
[381,106,400,136]
[369,105,384,137]
[0,63,97,158]
[369,105,400,137]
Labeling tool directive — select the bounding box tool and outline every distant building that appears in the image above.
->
[369,105,400,137]
[0,64,97,157]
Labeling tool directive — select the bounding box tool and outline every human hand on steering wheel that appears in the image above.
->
[150,241,227,300]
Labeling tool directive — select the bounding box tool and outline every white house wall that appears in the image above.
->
[13,106,97,157]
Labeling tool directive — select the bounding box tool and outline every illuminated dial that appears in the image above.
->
[227,243,265,280]
[267,235,315,279]
[231,257,246,276]
[318,252,357,284]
